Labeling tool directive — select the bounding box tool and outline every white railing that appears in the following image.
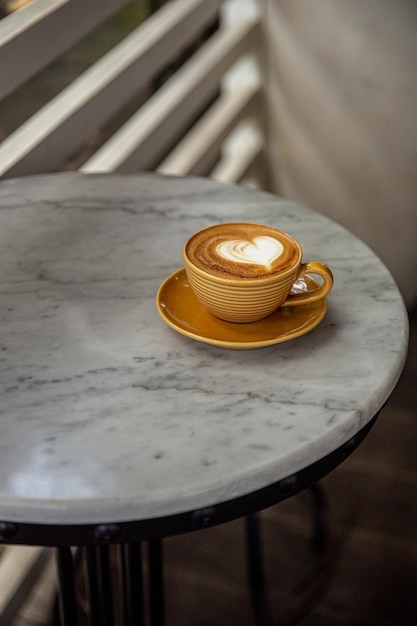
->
[0,0,132,100]
[0,0,265,186]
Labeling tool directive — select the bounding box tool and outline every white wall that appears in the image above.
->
[262,0,417,308]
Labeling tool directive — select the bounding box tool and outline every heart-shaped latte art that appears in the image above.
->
[217,235,284,268]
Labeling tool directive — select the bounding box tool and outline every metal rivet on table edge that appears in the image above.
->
[343,436,357,454]
[192,507,215,528]
[279,474,298,494]
[0,521,18,541]
[94,523,120,542]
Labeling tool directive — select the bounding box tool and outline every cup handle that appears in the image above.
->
[283,261,334,307]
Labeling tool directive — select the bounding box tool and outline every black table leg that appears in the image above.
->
[148,538,165,626]
[83,546,115,624]
[245,514,272,626]
[97,546,114,626]
[83,547,102,626]
[307,483,327,554]
[86,546,117,624]
[119,542,146,626]
[56,547,77,626]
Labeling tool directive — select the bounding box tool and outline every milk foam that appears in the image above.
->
[185,223,299,279]
[217,236,284,269]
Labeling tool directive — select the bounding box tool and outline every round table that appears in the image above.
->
[0,173,409,624]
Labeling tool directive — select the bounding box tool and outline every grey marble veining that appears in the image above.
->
[0,173,408,524]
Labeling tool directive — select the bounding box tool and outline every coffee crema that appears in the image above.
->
[185,223,300,279]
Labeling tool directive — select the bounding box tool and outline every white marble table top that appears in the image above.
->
[0,173,408,525]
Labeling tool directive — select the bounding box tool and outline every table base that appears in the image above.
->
[53,484,329,626]
[56,540,165,626]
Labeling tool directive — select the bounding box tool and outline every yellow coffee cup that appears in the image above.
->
[183,223,333,323]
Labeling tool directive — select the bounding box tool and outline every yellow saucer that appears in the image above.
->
[156,269,328,350]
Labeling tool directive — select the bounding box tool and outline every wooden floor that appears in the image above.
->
[161,308,417,626]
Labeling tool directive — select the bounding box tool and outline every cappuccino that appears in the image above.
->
[183,222,333,323]
[185,223,300,280]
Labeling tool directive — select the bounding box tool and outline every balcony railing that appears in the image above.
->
[0,0,266,187]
